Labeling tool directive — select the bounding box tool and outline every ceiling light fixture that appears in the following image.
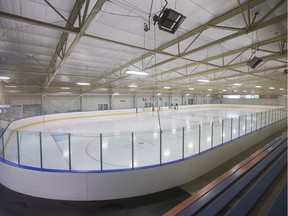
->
[255,85,262,88]
[197,79,210,83]
[163,86,171,89]
[5,85,17,88]
[189,88,195,90]
[128,84,138,88]
[76,82,90,86]
[61,87,70,89]
[0,76,10,80]
[269,87,275,90]
[233,83,242,86]
[126,70,148,76]
[279,88,284,90]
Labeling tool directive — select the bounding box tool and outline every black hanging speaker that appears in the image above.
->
[246,56,262,69]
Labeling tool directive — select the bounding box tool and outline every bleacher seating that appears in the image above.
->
[164,134,287,216]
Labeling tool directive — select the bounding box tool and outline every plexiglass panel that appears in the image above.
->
[223,119,231,143]
[0,128,3,159]
[231,118,239,140]
[19,131,41,167]
[251,113,257,131]
[268,110,272,125]
[246,115,252,133]
[41,132,69,170]
[134,131,161,168]
[71,133,101,171]
[212,121,222,146]
[239,116,246,136]
[4,129,18,164]
[184,125,199,157]
[102,133,132,170]
[162,128,182,163]
[264,111,268,127]
[200,123,212,152]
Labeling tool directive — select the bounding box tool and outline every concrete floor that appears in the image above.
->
[0,127,286,216]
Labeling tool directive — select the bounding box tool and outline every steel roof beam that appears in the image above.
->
[43,0,107,88]
[43,0,86,88]
[0,11,79,34]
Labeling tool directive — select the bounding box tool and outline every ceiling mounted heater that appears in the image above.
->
[246,56,262,69]
[153,7,186,34]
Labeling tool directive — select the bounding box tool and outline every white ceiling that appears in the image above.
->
[0,0,287,96]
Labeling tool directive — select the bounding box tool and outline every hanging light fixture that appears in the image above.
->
[153,0,186,34]
[126,70,148,75]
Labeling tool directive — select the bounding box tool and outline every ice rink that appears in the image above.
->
[1,105,285,171]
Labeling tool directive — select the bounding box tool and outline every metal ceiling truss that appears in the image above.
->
[83,0,269,92]
[138,51,287,89]
[91,34,286,91]
[43,0,108,88]
[85,0,286,93]
[145,13,286,71]
[162,64,286,91]
[0,0,286,95]
[0,11,79,34]
[153,34,286,78]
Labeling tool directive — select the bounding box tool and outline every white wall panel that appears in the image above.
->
[82,95,110,111]
[42,95,81,114]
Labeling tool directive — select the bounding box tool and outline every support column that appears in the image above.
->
[169,94,172,107]
[0,82,5,105]
[80,94,83,111]
[133,94,137,109]
[109,93,113,110]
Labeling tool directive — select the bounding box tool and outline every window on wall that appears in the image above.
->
[98,104,108,110]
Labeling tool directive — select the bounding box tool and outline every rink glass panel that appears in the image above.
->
[134,131,161,167]
[19,131,41,167]
[102,132,132,170]
[0,128,3,158]
[222,119,231,143]
[3,129,18,164]
[231,118,239,140]
[41,132,70,170]
[212,121,222,146]
[184,125,200,157]
[70,133,101,171]
[251,113,257,131]
[200,123,212,152]
[162,128,183,163]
